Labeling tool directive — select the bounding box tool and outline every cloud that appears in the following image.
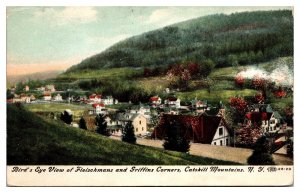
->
[34,7,98,25]
[146,7,205,27]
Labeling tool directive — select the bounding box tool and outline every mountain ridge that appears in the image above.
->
[65,10,293,73]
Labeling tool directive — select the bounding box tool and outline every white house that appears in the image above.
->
[165,96,180,108]
[53,94,63,101]
[102,96,114,105]
[116,113,148,136]
[46,85,56,92]
[89,94,102,103]
[211,123,231,146]
[43,93,52,101]
[92,103,106,114]
[244,111,282,133]
[149,96,162,106]
[130,105,151,115]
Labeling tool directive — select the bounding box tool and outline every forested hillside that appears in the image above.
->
[66,10,293,73]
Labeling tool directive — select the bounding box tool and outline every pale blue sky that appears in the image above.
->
[7,6,291,75]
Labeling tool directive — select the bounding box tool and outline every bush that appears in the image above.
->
[247,136,275,165]
[60,110,73,125]
[79,117,87,130]
[95,114,110,136]
[122,121,136,144]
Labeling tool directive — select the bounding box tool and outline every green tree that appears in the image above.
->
[95,114,110,136]
[163,120,190,153]
[79,117,87,130]
[247,136,275,165]
[122,121,136,144]
[7,89,14,99]
[60,110,73,125]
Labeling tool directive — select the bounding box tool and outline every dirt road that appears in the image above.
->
[110,136,293,165]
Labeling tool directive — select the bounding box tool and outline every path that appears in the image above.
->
[110,136,293,165]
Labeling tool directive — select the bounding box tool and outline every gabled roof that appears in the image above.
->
[43,93,51,96]
[153,114,230,143]
[89,94,102,99]
[245,112,273,122]
[150,96,161,101]
[166,96,178,101]
[92,103,105,108]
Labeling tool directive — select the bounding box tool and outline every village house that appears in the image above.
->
[149,96,162,106]
[89,94,102,103]
[92,103,106,115]
[129,104,151,115]
[244,111,282,133]
[152,114,232,146]
[45,85,56,92]
[53,94,63,101]
[20,93,30,103]
[101,96,114,105]
[25,85,30,91]
[117,112,148,136]
[36,86,45,92]
[12,93,31,103]
[105,115,122,136]
[43,93,52,101]
[191,99,208,109]
[30,95,36,101]
[164,96,181,108]
[244,104,283,133]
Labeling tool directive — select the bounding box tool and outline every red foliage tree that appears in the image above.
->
[235,74,245,88]
[187,63,199,76]
[229,97,248,114]
[273,89,287,98]
[252,75,266,90]
[167,64,184,76]
[236,125,263,147]
[229,97,248,123]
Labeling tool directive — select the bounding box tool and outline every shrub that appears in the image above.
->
[95,114,110,136]
[122,121,136,144]
[247,136,275,165]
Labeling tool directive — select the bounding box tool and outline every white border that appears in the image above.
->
[1,0,298,192]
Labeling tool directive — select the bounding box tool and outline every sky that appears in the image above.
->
[7,6,292,76]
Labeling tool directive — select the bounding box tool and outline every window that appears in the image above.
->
[214,142,216,145]
[220,140,223,146]
[219,127,223,136]
[142,127,144,131]
[136,128,138,132]
[139,120,141,125]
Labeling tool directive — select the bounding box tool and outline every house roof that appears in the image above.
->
[43,93,51,96]
[89,94,102,99]
[92,103,105,108]
[167,96,177,101]
[153,114,230,143]
[245,112,273,122]
[150,96,160,101]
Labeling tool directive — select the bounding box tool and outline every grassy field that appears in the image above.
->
[177,89,258,103]
[24,102,89,118]
[57,67,143,80]
[137,76,171,93]
[7,104,238,165]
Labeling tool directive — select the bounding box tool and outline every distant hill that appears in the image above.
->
[7,104,237,165]
[66,10,293,73]
[7,70,62,86]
